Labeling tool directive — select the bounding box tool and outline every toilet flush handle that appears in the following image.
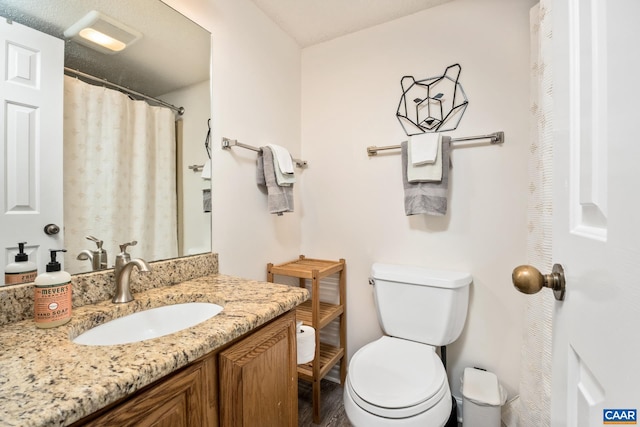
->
[512,264,566,301]
[368,277,375,286]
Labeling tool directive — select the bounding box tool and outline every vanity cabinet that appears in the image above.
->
[78,353,217,427]
[219,310,298,427]
[71,310,296,427]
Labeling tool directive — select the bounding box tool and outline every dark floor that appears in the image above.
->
[298,379,351,427]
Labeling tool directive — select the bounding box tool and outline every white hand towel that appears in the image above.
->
[266,144,295,175]
[407,136,443,183]
[409,132,440,166]
[267,147,296,186]
[200,159,211,180]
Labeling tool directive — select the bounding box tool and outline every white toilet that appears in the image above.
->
[344,263,472,427]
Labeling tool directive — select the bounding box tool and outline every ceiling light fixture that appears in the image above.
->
[64,10,142,54]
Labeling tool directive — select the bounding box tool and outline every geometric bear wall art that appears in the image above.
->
[396,63,469,136]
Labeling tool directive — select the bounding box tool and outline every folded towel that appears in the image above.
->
[202,189,211,212]
[259,146,294,215]
[266,144,295,175]
[256,152,266,186]
[200,159,211,180]
[267,146,296,186]
[407,135,443,183]
[401,138,451,216]
[409,132,440,166]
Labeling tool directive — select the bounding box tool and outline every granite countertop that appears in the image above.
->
[0,274,308,427]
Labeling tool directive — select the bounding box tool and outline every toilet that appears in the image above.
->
[344,263,472,427]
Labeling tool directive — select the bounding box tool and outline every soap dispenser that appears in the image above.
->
[76,235,108,270]
[4,242,37,285]
[34,249,72,328]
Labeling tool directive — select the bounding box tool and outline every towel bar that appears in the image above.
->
[222,137,308,168]
[367,131,504,156]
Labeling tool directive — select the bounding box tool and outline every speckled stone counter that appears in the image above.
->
[0,253,220,326]
[0,273,308,427]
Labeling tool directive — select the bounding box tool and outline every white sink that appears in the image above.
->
[73,302,223,346]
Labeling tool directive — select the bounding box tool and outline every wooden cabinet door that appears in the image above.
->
[83,358,208,427]
[219,311,297,427]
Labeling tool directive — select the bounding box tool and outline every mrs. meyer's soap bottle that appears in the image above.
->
[34,249,72,328]
[4,242,37,285]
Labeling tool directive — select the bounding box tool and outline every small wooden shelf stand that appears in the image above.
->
[267,255,346,424]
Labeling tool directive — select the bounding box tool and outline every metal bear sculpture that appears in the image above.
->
[396,63,468,136]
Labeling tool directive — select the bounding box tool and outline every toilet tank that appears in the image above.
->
[371,263,472,346]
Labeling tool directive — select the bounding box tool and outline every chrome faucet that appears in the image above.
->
[77,235,108,270]
[113,241,151,303]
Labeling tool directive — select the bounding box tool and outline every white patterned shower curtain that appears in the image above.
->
[503,2,554,426]
[63,76,178,273]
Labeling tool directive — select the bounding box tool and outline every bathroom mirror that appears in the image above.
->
[0,0,211,278]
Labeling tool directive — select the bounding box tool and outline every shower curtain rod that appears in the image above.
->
[64,67,185,115]
[366,131,505,156]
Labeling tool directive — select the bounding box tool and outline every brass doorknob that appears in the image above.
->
[512,264,565,301]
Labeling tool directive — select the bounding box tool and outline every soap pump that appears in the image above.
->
[34,249,72,328]
[76,235,108,270]
[4,242,37,285]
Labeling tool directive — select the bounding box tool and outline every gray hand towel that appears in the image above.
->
[259,146,294,215]
[401,137,451,216]
[256,151,266,186]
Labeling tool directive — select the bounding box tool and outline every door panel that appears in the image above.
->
[219,312,297,427]
[551,0,640,425]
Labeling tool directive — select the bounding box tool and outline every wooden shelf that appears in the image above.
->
[297,343,344,382]
[296,301,343,329]
[267,255,346,424]
[268,257,344,279]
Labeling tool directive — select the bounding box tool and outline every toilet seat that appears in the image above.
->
[347,336,448,419]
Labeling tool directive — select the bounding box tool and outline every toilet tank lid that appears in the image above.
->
[371,263,472,288]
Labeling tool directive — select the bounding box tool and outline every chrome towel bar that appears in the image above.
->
[367,131,504,156]
[222,137,308,168]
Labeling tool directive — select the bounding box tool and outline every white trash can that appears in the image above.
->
[462,367,507,427]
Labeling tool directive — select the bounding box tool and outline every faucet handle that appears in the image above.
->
[119,240,138,254]
[86,235,104,249]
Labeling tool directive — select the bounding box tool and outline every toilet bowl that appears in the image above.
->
[343,336,452,426]
[344,263,472,427]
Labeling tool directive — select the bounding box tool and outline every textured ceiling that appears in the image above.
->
[250,0,453,47]
[0,0,451,97]
[0,0,210,97]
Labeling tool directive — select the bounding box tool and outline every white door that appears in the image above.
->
[551,0,640,425]
[0,18,64,283]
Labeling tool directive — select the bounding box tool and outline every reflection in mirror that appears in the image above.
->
[0,0,211,281]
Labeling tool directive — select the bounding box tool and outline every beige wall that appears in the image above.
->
[162,80,212,256]
[299,0,534,399]
[164,0,303,279]
[166,0,534,402]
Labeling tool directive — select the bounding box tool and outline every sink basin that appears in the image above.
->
[73,302,223,346]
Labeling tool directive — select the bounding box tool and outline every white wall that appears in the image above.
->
[166,0,534,404]
[300,0,534,399]
[163,0,303,280]
[161,80,212,256]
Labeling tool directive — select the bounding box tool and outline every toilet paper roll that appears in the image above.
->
[296,325,316,365]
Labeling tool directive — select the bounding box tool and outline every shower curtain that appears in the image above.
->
[503,2,554,426]
[63,76,178,273]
